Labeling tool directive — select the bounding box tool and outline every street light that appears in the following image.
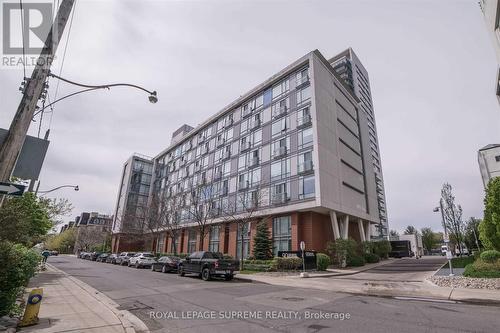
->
[37,184,79,196]
[433,199,454,276]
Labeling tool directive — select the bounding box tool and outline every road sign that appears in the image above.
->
[446,251,453,260]
[300,241,305,251]
[0,182,26,196]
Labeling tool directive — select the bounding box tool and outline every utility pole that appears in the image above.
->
[0,0,75,183]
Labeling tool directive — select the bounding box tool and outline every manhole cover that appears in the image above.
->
[281,297,305,302]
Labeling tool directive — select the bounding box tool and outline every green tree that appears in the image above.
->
[253,219,273,260]
[45,228,77,253]
[479,178,500,251]
[464,217,482,252]
[0,193,52,246]
[421,227,437,253]
[389,230,399,237]
[403,225,416,235]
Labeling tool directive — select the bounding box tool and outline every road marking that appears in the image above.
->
[394,296,459,304]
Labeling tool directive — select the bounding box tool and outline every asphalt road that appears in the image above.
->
[49,256,498,333]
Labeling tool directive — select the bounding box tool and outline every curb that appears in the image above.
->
[46,264,150,333]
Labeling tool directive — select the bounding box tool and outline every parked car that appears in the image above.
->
[128,252,156,268]
[78,251,88,259]
[178,251,239,281]
[151,256,180,273]
[90,252,101,261]
[106,254,118,264]
[50,250,59,256]
[82,252,92,260]
[96,253,109,262]
[116,252,136,266]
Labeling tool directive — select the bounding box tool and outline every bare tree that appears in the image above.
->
[162,194,184,255]
[75,226,107,252]
[220,188,266,270]
[186,182,218,252]
[441,183,466,256]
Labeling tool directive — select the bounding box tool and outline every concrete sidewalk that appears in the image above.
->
[237,267,500,305]
[19,264,149,333]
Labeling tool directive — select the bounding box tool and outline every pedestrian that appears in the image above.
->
[41,249,50,263]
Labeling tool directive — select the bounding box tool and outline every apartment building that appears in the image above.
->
[140,49,387,258]
[111,153,153,252]
[478,144,500,188]
[480,0,500,101]
[330,48,388,238]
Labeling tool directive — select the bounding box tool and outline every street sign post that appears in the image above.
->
[0,182,26,196]
[300,241,306,273]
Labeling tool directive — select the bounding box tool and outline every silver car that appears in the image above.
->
[128,252,156,268]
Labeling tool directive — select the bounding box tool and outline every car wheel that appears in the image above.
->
[127,261,131,267]
[151,265,155,271]
[162,265,166,273]
[224,274,233,281]
[135,262,140,269]
[201,268,211,281]
[178,266,185,277]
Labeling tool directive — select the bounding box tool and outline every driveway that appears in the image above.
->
[46,255,498,333]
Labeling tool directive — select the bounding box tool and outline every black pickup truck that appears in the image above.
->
[178,251,239,281]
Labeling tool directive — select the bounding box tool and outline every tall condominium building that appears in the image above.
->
[480,0,500,100]
[330,48,388,238]
[478,144,500,188]
[111,153,153,252]
[136,49,388,258]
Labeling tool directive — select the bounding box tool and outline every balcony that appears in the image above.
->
[221,150,231,160]
[217,139,225,147]
[296,75,309,88]
[242,108,251,118]
[221,186,229,196]
[298,160,313,174]
[297,114,311,128]
[272,105,287,119]
[272,192,289,205]
[240,141,251,152]
[239,180,249,191]
[214,170,222,181]
[250,119,261,130]
[249,156,260,168]
[273,146,287,159]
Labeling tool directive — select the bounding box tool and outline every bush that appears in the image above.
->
[243,263,273,272]
[360,241,374,254]
[480,250,500,263]
[364,253,380,263]
[316,253,331,271]
[464,259,500,278]
[372,240,391,259]
[0,241,41,316]
[327,238,359,267]
[157,253,189,258]
[272,257,303,271]
[347,256,365,267]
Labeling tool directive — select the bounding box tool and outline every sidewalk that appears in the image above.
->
[18,264,149,333]
[237,263,500,305]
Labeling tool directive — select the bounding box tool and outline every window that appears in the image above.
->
[273,216,291,256]
[299,175,315,199]
[272,98,289,118]
[272,182,290,204]
[170,234,180,253]
[296,86,311,105]
[496,155,500,162]
[296,67,309,85]
[272,79,289,99]
[209,225,220,252]
[272,117,288,137]
[271,159,290,181]
[252,129,262,145]
[236,222,251,259]
[297,106,311,127]
[188,229,197,253]
[272,137,289,157]
[299,127,313,148]
[240,118,249,133]
[298,151,313,173]
[156,234,165,253]
[249,168,261,186]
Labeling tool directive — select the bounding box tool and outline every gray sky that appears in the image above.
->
[1,0,498,233]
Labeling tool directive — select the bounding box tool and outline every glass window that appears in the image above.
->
[236,222,251,259]
[208,225,220,252]
[299,127,313,148]
[250,168,261,186]
[272,117,288,137]
[273,216,291,256]
[156,234,165,253]
[188,229,197,253]
[272,79,289,99]
[223,161,231,176]
[299,175,315,199]
[240,118,249,133]
[271,159,290,181]
[296,86,311,105]
[263,88,273,107]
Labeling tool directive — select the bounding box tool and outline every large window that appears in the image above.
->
[271,159,290,181]
[188,229,197,253]
[209,225,220,252]
[236,222,251,259]
[272,182,290,204]
[299,127,313,148]
[273,216,291,256]
[272,79,289,99]
[298,151,313,173]
[296,86,311,105]
[299,175,315,199]
[272,117,289,137]
[156,234,165,253]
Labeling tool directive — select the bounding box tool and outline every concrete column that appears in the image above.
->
[358,219,365,242]
[342,215,349,239]
[329,211,340,239]
[364,221,371,241]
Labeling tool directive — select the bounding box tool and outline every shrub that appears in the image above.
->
[316,253,331,271]
[464,259,500,278]
[272,257,303,271]
[243,263,273,272]
[253,220,273,260]
[360,241,374,254]
[480,250,500,263]
[372,240,391,259]
[347,256,365,267]
[244,259,274,265]
[327,238,359,267]
[0,241,41,316]
[364,253,380,263]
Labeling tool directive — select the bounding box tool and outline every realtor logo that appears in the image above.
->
[2,2,53,54]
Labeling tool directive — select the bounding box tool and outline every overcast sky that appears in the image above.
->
[1,0,498,233]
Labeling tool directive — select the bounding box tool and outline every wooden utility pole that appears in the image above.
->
[0,0,75,182]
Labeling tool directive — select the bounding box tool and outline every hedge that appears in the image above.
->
[464,259,500,278]
[316,253,331,271]
[480,250,500,263]
[364,253,380,263]
[272,257,303,271]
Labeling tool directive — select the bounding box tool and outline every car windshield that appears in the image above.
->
[142,254,154,257]
[128,253,136,256]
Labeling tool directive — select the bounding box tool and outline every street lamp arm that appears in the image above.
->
[38,184,79,195]
[34,87,102,117]
[48,72,157,96]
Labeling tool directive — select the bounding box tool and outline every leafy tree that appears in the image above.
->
[479,177,500,251]
[389,230,399,237]
[421,227,437,253]
[0,193,52,246]
[38,197,73,230]
[441,183,466,255]
[45,228,77,253]
[253,219,273,260]
[403,225,416,235]
[464,217,482,252]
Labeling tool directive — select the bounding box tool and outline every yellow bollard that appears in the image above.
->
[19,288,43,327]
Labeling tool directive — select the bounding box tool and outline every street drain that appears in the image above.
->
[281,297,305,302]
